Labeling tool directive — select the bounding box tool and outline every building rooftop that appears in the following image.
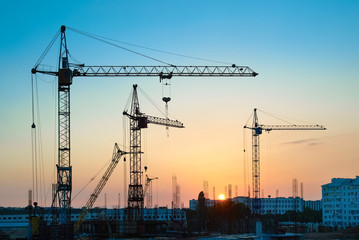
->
[322,176,359,188]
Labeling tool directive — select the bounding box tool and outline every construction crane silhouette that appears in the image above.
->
[31,25,258,232]
[144,175,158,209]
[123,84,184,222]
[74,143,127,233]
[244,108,326,215]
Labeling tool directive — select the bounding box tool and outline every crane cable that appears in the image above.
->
[137,86,180,121]
[66,26,233,65]
[266,132,272,197]
[31,75,47,206]
[47,77,57,205]
[243,110,254,197]
[35,76,46,206]
[162,79,171,137]
[31,74,37,204]
[123,115,128,205]
[67,27,173,66]
[257,108,317,126]
[33,30,60,70]
[72,157,113,202]
[243,127,247,197]
[243,110,254,128]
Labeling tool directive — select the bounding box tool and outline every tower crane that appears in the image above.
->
[244,108,326,215]
[31,25,258,228]
[123,84,184,221]
[144,175,158,208]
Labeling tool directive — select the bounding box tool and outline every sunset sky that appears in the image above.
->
[0,0,358,209]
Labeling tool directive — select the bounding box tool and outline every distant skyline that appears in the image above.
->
[0,0,358,208]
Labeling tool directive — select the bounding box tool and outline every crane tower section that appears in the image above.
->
[57,26,72,225]
[244,108,326,215]
[123,84,184,221]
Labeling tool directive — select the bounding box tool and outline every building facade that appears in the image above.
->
[304,200,322,211]
[261,197,303,214]
[189,196,304,214]
[322,177,359,228]
[0,206,186,227]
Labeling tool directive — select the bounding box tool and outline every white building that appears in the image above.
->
[0,206,186,227]
[232,196,251,207]
[189,196,303,214]
[322,177,359,229]
[304,200,322,211]
[189,198,218,210]
[260,197,303,214]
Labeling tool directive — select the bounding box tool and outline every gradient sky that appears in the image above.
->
[0,0,358,209]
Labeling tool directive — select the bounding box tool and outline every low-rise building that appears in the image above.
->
[261,197,303,214]
[0,206,186,226]
[189,198,218,210]
[189,196,303,214]
[304,200,322,211]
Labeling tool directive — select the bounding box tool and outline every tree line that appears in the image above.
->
[185,191,322,235]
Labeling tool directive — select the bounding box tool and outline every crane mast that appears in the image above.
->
[244,108,326,215]
[31,25,258,229]
[123,84,184,221]
[144,175,158,208]
[56,26,72,225]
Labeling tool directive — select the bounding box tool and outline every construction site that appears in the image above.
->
[2,1,359,239]
[6,25,330,240]
[26,25,259,239]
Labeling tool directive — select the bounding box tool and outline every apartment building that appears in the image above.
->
[322,177,359,228]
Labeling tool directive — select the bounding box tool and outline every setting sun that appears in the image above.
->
[219,194,225,200]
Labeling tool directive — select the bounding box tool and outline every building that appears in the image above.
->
[261,197,303,214]
[322,176,359,228]
[0,206,187,238]
[189,198,217,210]
[232,196,251,207]
[189,196,304,214]
[0,206,186,227]
[304,200,322,211]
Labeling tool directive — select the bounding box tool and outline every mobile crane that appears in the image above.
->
[74,143,127,232]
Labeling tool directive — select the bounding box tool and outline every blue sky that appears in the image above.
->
[0,0,358,208]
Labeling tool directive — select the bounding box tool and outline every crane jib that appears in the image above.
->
[33,65,258,80]
[76,65,258,77]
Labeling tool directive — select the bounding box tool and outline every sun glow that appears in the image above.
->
[219,194,225,200]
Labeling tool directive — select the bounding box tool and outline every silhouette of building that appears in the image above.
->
[189,196,304,214]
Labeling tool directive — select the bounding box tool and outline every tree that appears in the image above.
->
[197,191,207,234]
[207,200,251,234]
